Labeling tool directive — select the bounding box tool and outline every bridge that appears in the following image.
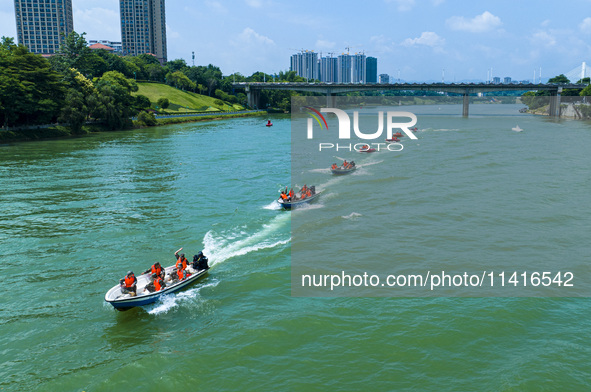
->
[232,82,586,117]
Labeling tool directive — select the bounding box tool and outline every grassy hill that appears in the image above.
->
[134,82,244,113]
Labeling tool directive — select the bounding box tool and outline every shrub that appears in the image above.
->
[136,111,157,126]
[157,97,170,109]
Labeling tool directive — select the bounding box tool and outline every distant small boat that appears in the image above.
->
[512,125,523,132]
[385,137,400,143]
[359,145,376,153]
[266,120,273,127]
[331,164,356,175]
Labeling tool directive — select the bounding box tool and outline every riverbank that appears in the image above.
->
[0,110,266,143]
[526,102,591,119]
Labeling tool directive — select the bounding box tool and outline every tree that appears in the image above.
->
[50,32,106,77]
[157,97,169,109]
[0,37,65,127]
[165,59,187,74]
[165,71,196,91]
[89,71,137,130]
[548,74,570,84]
[580,85,591,96]
[59,88,87,132]
[134,94,152,112]
[136,111,156,126]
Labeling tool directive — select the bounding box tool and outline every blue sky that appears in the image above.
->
[1,0,591,82]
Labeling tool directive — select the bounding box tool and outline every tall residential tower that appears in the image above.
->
[13,0,74,55]
[120,0,167,64]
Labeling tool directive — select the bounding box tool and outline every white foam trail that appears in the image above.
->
[309,168,332,173]
[357,160,383,168]
[146,280,219,315]
[262,201,282,210]
[203,213,291,267]
[342,212,362,219]
[292,203,324,211]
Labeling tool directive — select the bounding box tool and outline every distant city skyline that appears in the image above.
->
[1,0,591,81]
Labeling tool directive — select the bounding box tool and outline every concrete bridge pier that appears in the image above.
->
[462,92,469,117]
[548,87,562,117]
[326,91,336,108]
[246,86,261,109]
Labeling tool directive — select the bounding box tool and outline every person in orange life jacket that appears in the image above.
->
[288,188,294,201]
[175,248,188,270]
[176,265,190,281]
[279,191,288,201]
[144,273,166,293]
[331,163,338,170]
[143,261,165,280]
[306,189,312,198]
[120,271,137,295]
[300,184,307,198]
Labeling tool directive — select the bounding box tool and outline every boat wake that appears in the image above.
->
[262,201,282,210]
[357,160,383,168]
[342,212,362,220]
[145,214,291,315]
[309,168,332,173]
[203,213,291,268]
[146,280,219,315]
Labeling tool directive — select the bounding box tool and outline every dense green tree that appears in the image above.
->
[156,97,169,109]
[0,37,65,127]
[59,88,87,132]
[548,74,570,84]
[49,32,109,78]
[580,85,591,96]
[134,94,152,112]
[88,71,137,130]
[165,71,196,91]
[136,111,157,126]
[165,59,187,74]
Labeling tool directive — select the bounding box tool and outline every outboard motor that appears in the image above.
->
[310,186,316,195]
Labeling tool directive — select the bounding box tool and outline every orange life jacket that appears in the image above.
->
[124,275,135,287]
[289,190,294,197]
[281,193,288,200]
[176,257,187,270]
[151,265,162,276]
[154,277,163,291]
[177,269,185,281]
[306,190,312,197]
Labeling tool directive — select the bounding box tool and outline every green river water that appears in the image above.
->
[0,108,590,391]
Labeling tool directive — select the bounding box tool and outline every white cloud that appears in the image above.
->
[315,39,336,50]
[235,27,275,46]
[446,11,502,33]
[387,0,415,12]
[245,0,263,7]
[580,17,591,33]
[532,31,556,47]
[205,1,227,13]
[401,31,445,47]
[167,24,180,40]
[73,8,120,41]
